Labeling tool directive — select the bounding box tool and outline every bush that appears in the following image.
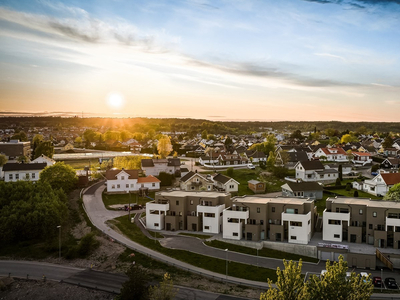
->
[259,161,267,170]
[335,178,341,186]
[371,164,379,172]
[227,167,234,177]
[354,190,359,197]
[345,183,352,191]
[272,167,288,179]
[77,232,99,256]
[158,172,175,186]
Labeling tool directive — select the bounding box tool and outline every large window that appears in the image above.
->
[328,219,341,225]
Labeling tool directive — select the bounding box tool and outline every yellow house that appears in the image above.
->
[63,143,74,151]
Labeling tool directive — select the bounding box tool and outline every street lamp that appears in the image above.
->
[57,225,61,260]
[225,249,228,281]
[127,190,131,220]
[381,269,383,292]
[257,247,259,268]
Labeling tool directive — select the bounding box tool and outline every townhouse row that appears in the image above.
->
[146,191,400,251]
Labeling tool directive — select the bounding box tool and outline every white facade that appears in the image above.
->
[363,174,389,196]
[197,204,225,233]
[322,209,350,242]
[5,170,41,182]
[106,170,160,193]
[314,148,347,162]
[222,207,249,240]
[282,211,312,244]
[146,201,170,230]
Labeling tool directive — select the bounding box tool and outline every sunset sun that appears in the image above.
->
[107,93,124,109]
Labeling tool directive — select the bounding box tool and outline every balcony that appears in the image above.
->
[224,206,249,221]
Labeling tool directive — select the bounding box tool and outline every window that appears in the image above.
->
[117,184,120,188]
[205,226,210,230]
[190,200,194,205]
[291,236,297,240]
[233,232,238,236]
[257,207,260,213]
[179,212,182,216]
[141,184,144,187]
[191,186,195,190]
[154,223,159,227]
[290,221,302,227]
[369,224,373,229]
[359,209,363,215]
[121,176,125,180]
[9,174,13,180]
[16,174,19,180]
[152,183,155,187]
[112,185,115,189]
[126,184,129,188]
[26,173,30,179]
[204,213,215,218]
[176,201,179,205]
[373,212,377,217]
[32,173,35,179]
[328,220,341,225]
[272,207,275,213]
[260,220,264,225]
[334,234,340,238]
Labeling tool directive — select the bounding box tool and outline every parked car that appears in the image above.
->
[371,172,379,176]
[385,277,398,289]
[247,163,255,169]
[360,272,370,283]
[372,276,382,288]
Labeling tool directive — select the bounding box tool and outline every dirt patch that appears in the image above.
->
[0,278,114,300]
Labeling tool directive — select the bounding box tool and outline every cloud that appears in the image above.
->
[314,52,346,61]
[302,0,400,7]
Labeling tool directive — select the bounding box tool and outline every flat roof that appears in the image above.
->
[327,197,400,209]
[157,190,230,198]
[233,195,314,205]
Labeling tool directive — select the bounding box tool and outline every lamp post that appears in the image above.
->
[225,249,228,282]
[57,225,61,260]
[381,269,383,292]
[257,247,259,268]
[127,190,131,220]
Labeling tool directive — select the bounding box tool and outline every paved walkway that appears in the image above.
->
[83,182,400,290]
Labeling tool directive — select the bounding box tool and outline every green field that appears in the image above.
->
[102,191,156,208]
[64,159,101,170]
[110,215,278,282]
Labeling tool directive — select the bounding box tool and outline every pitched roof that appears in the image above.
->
[105,169,139,180]
[3,163,47,172]
[319,147,346,155]
[212,173,238,185]
[381,173,400,185]
[180,171,195,182]
[167,158,181,166]
[298,160,324,170]
[137,175,160,183]
[352,152,371,156]
[283,181,323,192]
[288,151,308,162]
[141,159,154,167]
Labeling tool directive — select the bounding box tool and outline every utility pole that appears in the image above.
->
[57,225,61,260]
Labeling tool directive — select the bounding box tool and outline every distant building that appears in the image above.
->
[281,181,323,200]
[0,140,31,161]
[248,180,266,194]
[106,169,161,193]
[31,154,55,166]
[141,158,181,177]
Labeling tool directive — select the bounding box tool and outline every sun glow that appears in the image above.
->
[107,93,124,109]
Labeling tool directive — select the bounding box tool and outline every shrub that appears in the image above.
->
[335,178,341,186]
[354,190,359,197]
[272,167,288,179]
[371,164,379,172]
[158,172,175,186]
[345,183,352,191]
[227,167,234,177]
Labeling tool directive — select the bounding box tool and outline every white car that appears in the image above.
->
[247,164,255,169]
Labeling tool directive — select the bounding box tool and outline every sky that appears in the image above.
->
[0,0,399,122]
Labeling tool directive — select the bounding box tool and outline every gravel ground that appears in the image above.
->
[0,278,115,300]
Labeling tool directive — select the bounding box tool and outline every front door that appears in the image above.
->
[166,223,171,231]
[247,232,252,241]
[192,224,197,231]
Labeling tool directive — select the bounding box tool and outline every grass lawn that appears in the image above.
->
[109,215,277,282]
[64,159,101,170]
[325,189,382,200]
[102,191,156,208]
[205,240,319,263]
[315,194,329,215]
[178,233,213,239]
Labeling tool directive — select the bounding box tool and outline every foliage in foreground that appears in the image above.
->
[0,181,68,244]
[39,162,78,193]
[260,256,373,300]
[148,273,178,300]
[383,183,400,201]
[119,265,150,300]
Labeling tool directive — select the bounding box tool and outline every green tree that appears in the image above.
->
[201,130,208,139]
[341,134,358,144]
[329,136,339,145]
[335,177,341,186]
[32,134,44,155]
[290,130,303,140]
[11,131,27,141]
[338,165,343,181]
[382,136,394,149]
[305,256,373,300]
[226,167,234,177]
[261,260,305,300]
[267,151,276,170]
[354,190,359,197]
[224,136,233,147]
[148,273,178,300]
[39,162,78,193]
[383,183,400,201]
[261,256,373,300]
[120,265,150,300]
[114,156,146,170]
[157,136,173,158]
[83,129,98,143]
[0,154,7,167]
[17,155,29,163]
[34,141,54,159]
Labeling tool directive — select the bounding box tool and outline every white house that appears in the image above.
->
[223,206,249,240]
[314,147,348,162]
[212,173,239,193]
[294,160,339,182]
[31,154,56,166]
[323,207,350,242]
[3,162,47,182]
[282,211,312,244]
[141,158,181,176]
[180,171,213,191]
[362,173,400,196]
[106,169,161,193]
